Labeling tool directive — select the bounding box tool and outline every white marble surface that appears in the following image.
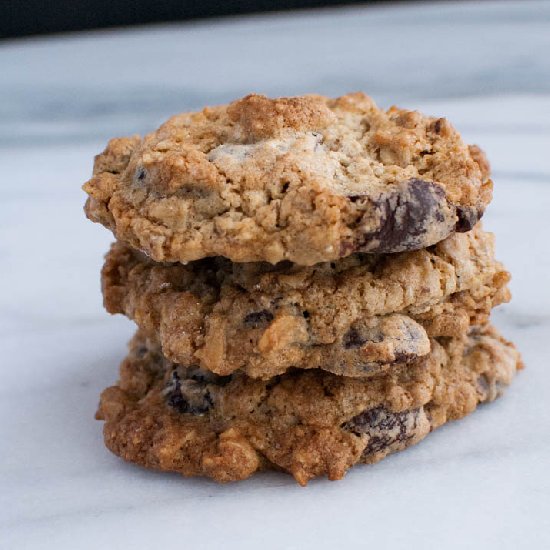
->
[1,2,550,548]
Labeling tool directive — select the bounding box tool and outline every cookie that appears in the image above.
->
[102,225,510,378]
[96,324,521,485]
[83,93,492,266]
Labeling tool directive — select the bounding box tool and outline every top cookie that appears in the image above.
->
[83,93,492,265]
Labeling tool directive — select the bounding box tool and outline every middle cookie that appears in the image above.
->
[102,224,510,379]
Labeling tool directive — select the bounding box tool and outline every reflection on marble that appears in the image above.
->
[1,1,550,549]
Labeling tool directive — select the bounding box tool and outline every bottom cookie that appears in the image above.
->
[97,325,521,485]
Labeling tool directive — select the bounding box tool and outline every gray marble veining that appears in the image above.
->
[1,0,550,146]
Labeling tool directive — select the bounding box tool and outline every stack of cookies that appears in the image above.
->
[83,93,522,485]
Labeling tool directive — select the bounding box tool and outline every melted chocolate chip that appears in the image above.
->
[391,351,416,364]
[455,205,483,232]
[343,406,421,457]
[166,371,185,411]
[243,310,274,327]
[348,178,454,254]
[135,167,147,182]
[343,328,366,349]
[165,370,214,415]
[343,326,384,349]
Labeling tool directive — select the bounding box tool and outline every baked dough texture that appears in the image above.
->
[85,92,521,487]
[84,93,492,265]
[102,225,509,378]
[97,325,521,485]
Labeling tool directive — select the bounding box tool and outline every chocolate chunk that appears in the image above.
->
[342,325,388,350]
[164,370,214,415]
[326,316,431,377]
[135,167,147,182]
[455,205,483,232]
[343,326,384,349]
[343,406,422,457]
[343,328,366,349]
[348,178,456,255]
[243,310,274,328]
[391,351,417,364]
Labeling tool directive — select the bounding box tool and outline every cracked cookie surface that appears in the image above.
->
[84,93,492,265]
[102,225,510,378]
[96,324,521,485]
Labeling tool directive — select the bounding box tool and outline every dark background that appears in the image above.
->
[4,0,419,39]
